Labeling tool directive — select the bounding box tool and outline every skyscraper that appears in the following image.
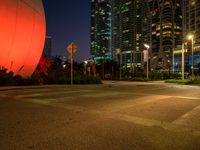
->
[90,0,111,63]
[183,0,200,39]
[43,36,52,59]
[112,0,149,71]
[148,0,182,70]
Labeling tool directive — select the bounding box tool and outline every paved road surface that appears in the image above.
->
[0,81,200,150]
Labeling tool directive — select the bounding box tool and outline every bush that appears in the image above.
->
[0,68,15,86]
[0,65,102,86]
[165,79,200,86]
[186,79,200,85]
[14,74,40,86]
[165,79,190,84]
[74,76,102,84]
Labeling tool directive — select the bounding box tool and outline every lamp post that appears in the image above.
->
[116,49,122,80]
[92,58,96,77]
[181,43,185,80]
[84,60,88,76]
[144,44,150,80]
[188,34,194,80]
[102,50,105,80]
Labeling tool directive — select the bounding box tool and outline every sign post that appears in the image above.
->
[66,42,78,85]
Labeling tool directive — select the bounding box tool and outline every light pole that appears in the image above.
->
[144,44,150,80]
[188,34,194,80]
[102,50,105,80]
[92,58,96,77]
[116,49,122,80]
[84,60,88,76]
[181,43,185,80]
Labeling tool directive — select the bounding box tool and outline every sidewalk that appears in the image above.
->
[0,85,67,91]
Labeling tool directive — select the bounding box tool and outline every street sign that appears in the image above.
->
[66,42,78,85]
[67,42,78,54]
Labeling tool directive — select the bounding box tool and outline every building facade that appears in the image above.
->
[183,0,200,40]
[112,0,149,71]
[148,0,182,70]
[173,45,200,73]
[43,36,52,59]
[90,0,112,63]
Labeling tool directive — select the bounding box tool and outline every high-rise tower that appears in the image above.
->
[90,0,111,62]
[183,0,200,39]
[148,0,182,70]
[112,0,149,71]
[43,36,52,59]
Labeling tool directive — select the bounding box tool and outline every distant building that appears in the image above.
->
[112,0,149,70]
[172,0,200,74]
[183,0,200,39]
[43,36,52,59]
[173,45,200,73]
[90,0,112,63]
[148,0,182,70]
[90,0,186,73]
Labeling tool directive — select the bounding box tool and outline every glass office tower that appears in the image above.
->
[148,0,182,70]
[112,0,149,72]
[90,0,112,62]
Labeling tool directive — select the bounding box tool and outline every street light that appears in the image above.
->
[102,50,105,80]
[181,43,185,80]
[116,48,122,80]
[188,34,194,80]
[144,44,150,80]
[84,60,88,76]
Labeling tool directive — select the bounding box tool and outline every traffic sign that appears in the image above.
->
[67,42,78,54]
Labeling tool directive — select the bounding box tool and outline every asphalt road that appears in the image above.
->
[0,81,200,150]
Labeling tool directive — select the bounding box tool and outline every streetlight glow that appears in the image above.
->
[116,48,122,80]
[144,44,150,49]
[187,34,195,80]
[188,34,193,40]
[144,44,150,80]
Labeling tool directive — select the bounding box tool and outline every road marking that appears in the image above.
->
[130,92,200,101]
[23,98,88,112]
[104,113,200,136]
[3,85,200,137]
[14,90,92,99]
[18,97,200,137]
[173,104,200,124]
[175,96,200,100]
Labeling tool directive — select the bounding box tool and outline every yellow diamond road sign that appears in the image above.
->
[67,42,78,54]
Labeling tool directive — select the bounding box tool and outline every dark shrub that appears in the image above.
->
[0,68,15,86]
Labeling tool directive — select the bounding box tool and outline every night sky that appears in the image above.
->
[42,0,90,62]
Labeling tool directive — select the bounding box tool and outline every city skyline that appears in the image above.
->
[91,0,200,73]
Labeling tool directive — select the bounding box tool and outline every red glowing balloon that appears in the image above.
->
[0,0,46,77]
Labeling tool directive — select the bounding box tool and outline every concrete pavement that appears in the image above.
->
[0,81,200,149]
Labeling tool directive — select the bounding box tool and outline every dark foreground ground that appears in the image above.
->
[0,81,200,150]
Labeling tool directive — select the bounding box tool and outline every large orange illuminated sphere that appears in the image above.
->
[0,0,46,77]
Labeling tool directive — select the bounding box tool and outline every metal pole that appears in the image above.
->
[182,43,185,80]
[173,48,175,73]
[71,50,73,85]
[120,52,122,80]
[147,48,149,80]
[102,57,104,80]
[192,37,194,80]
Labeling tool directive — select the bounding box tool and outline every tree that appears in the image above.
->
[34,54,51,84]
